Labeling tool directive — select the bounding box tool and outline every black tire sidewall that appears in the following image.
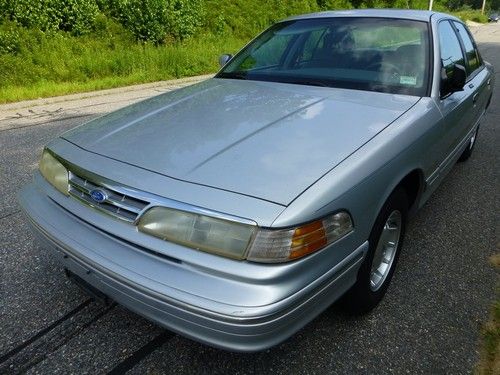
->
[347,188,408,313]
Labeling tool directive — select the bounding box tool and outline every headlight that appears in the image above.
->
[138,207,353,263]
[39,149,69,195]
[138,207,257,259]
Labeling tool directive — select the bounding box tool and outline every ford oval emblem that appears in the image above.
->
[90,189,107,203]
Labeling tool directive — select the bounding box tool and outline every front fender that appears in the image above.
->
[272,98,443,246]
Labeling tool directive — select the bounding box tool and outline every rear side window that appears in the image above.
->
[438,21,465,78]
[453,22,481,74]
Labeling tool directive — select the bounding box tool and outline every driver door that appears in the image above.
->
[434,20,476,173]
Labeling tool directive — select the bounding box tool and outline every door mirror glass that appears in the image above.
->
[450,64,466,90]
[441,64,466,96]
[219,54,233,68]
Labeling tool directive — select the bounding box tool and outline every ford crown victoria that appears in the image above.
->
[19,9,494,351]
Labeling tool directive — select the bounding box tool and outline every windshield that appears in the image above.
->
[217,17,430,96]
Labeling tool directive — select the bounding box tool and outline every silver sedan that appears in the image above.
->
[19,9,495,351]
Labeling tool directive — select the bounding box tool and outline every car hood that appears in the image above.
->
[63,78,420,205]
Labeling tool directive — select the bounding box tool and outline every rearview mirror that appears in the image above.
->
[441,64,466,97]
[219,54,232,68]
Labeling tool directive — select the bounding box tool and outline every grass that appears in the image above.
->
[476,254,500,375]
[452,10,490,23]
[0,20,246,103]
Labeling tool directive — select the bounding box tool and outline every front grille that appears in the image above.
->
[68,172,149,222]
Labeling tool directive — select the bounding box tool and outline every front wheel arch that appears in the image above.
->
[344,187,409,314]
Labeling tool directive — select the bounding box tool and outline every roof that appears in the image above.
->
[283,9,453,22]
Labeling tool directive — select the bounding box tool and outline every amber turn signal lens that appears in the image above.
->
[290,220,328,259]
[247,212,353,263]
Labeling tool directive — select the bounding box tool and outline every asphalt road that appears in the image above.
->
[1,23,499,375]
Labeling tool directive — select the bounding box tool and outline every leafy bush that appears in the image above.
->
[0,0,8,15]
[113,0,204,43]
[0,24,20,54]
[2,0,99,35]
[114,0,168,43]
[52,0,100,35]
[5,0,57,31]
[166,0,204,40]
[318,0,353,9]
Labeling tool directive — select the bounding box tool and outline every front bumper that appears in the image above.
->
[19,181,367,352]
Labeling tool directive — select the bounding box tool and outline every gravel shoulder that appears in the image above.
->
[0,74,212,131]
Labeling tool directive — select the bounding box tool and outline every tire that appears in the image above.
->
[345,188,408,314]
[458,126,479,162]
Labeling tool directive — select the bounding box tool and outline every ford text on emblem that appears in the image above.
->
[90,189,108,203]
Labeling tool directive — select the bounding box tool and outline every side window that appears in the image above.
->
[453,22,481,74]
[438,21,465,79]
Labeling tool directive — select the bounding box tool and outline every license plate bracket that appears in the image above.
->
[65,268,111,305]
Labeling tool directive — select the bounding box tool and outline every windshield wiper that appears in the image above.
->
[217,73,332,88]
[217,72,248,80]
[288,79,330,87]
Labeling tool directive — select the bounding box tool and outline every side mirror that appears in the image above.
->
[450,64,466,91]
[441,64,466,97]
[219,54,232,68]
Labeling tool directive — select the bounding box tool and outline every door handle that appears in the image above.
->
[468,83,475,89]
[473,92,479,104]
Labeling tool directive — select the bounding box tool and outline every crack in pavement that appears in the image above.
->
[0,300,116,374]
[106,331,175,375]
[0,300,92,365]
[0,113,94,133]
[0,75,211,133]
[0,210,21,221]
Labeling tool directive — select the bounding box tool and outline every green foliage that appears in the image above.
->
[114,0,168,43]
[410,0,429,9]
[0,22,20,54]
[0,0,8,15]
[1,0,99,35]
[112,0,204,43]
[204,0,320,39]
[52,0,100,35]
[318,0,354,10]
[453,9,489,22]
[0,27,245,102]
[166,0,204,40]
[4,0,57,31]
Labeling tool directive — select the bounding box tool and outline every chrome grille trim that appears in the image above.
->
[68,172,149,222]
[52,152,258,227]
